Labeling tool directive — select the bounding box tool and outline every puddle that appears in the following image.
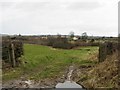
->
[56,81,82,88]
[55,66,84,89]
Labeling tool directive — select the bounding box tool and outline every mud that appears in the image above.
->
[55,65,83,89]
[2,65,89,89]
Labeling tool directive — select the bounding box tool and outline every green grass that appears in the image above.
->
[3,44,99,81]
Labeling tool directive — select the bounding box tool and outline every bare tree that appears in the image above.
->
[81,32,88,42]
[69,31,74,39]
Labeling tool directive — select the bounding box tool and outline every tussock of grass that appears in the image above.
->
[78,52,118,88]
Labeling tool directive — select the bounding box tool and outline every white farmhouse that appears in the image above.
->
[73,37,78,41]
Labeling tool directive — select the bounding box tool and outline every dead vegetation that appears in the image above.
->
[77,52,118,89]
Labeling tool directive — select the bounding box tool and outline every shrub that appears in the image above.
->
[99,42,118,62]
[53,41,73,49]
[2,39,23,68]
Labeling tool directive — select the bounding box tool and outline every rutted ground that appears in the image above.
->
[3,65,88,88]
[2,44,98,88]
[2,65,80,88]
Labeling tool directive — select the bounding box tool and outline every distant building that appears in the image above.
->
[73,37,78,41]
[41,36,48,39]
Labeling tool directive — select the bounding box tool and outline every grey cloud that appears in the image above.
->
[15,2,69,11]
[1,1,102,12]
[15,2,50,11]
[48,24,81,30]
[0,2,16,10]
[67,2,102,10]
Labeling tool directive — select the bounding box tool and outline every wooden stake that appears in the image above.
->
[11,43,16,67]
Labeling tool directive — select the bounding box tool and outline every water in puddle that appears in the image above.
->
[55,66,84,89]
[56,81,82,88]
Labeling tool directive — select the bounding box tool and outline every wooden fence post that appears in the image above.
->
[99,43,107,62]
[8,48,11,63]
[11,43,16,67]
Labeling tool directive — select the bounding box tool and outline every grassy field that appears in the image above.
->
[3,44,99,82]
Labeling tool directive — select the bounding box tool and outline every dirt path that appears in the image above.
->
[2,66,68,88]
[2,65,87,88]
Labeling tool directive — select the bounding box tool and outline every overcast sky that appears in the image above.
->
[0,0,119,36]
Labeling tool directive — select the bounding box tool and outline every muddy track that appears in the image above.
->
[2,65,87,88]
[2,66,68,88]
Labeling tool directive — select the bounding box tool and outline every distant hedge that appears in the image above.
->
[2,39,23,68]
[53,41,73,49]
